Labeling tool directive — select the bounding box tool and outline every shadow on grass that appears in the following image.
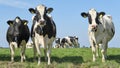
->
[0,54,21,62]
[51,56,83,64]
[0,54,83,64]
[27,56,83,64]
[107,55,120,63]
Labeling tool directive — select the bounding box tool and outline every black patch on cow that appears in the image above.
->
[88,13,101,25]
[43,16,56,38]
[88,14,92,24]
[111,28,115,35]
[55,38,60,44]
[61,38,67,47]
[35,26,43,35]
[95,13,102,24]
[93,41,96,47]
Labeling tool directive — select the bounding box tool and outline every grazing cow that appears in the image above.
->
[6,16,30,62]
[81,8,115,62]
[60,36,79,48]
[29,4,56,65]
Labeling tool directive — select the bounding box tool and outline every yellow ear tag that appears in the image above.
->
[31,11,35,14]
[83,15,87,18]
[10,23,13,26]
[24,22,27,25]
[99,14,103,18]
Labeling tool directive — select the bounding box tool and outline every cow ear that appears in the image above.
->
[7,20,13,26]
[81,12,88,18]
[29,8,36,14]
[23,20,28,25]
[47,8,53,14]
[99,12,105,18]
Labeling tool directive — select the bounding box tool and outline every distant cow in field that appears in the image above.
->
[54,37,61,48]
[29,4,56,65]
[6,16,30,62]
[81,8,115,62]
[55,36,79,48]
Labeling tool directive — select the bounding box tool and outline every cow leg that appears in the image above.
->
[101,42,108,62]
[47,44,52,65]
[96,45,99,57]
[33,43,37,61]
[35,40,41,65]
[20,40,26,62]
[105,44,108,59]
[90,40,97,62]
[44,43,47,62]
[91,45,96,62]
[10,42,15,62]
[32,38,37,61]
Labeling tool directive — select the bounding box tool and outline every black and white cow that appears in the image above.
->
[6,16,30,62]
[54,38,61,48]
[81,8,115,62]
[60,36,79,48]
[29,4,56,65]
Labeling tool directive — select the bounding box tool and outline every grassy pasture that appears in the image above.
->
[0,48,120,68]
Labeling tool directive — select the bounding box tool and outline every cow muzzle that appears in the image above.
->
[39,20,46,26]
[91,25,98,32]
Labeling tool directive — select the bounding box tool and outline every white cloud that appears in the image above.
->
[0,0,33,9]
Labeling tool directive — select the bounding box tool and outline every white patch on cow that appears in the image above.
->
[89,8,98,28]
[15,18,20,23]
[9,42,16,62]
[35,33,44,47]
[33,21,39,32]
[37,5,45,21]
[11,42,18,48]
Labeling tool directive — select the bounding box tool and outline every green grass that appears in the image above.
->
[0,48,120,68]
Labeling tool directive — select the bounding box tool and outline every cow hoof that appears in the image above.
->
[102,59,105,62]
[38,61,40,65]
[10,61,14,64]
[48,62,51,65]
[93,58,96,62]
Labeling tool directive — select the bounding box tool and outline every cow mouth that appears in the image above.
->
[91,29,97,32]
[95,29,97,32]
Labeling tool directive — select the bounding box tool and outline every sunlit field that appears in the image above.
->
[0,48,120,68]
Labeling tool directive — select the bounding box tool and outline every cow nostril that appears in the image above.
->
[40,22,45,25]
[40,20,45,23]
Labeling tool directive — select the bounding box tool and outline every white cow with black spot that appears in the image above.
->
[81,8,115,62]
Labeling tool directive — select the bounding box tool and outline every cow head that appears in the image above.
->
[7,16,28,36]
[29,4,53,27]
[73,36,78,40]
[55,38,61,44]
[81,8,105,32]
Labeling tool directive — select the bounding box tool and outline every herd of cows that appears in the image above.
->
[5,4,115,65]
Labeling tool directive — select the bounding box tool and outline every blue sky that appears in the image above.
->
[0,0,120,48]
